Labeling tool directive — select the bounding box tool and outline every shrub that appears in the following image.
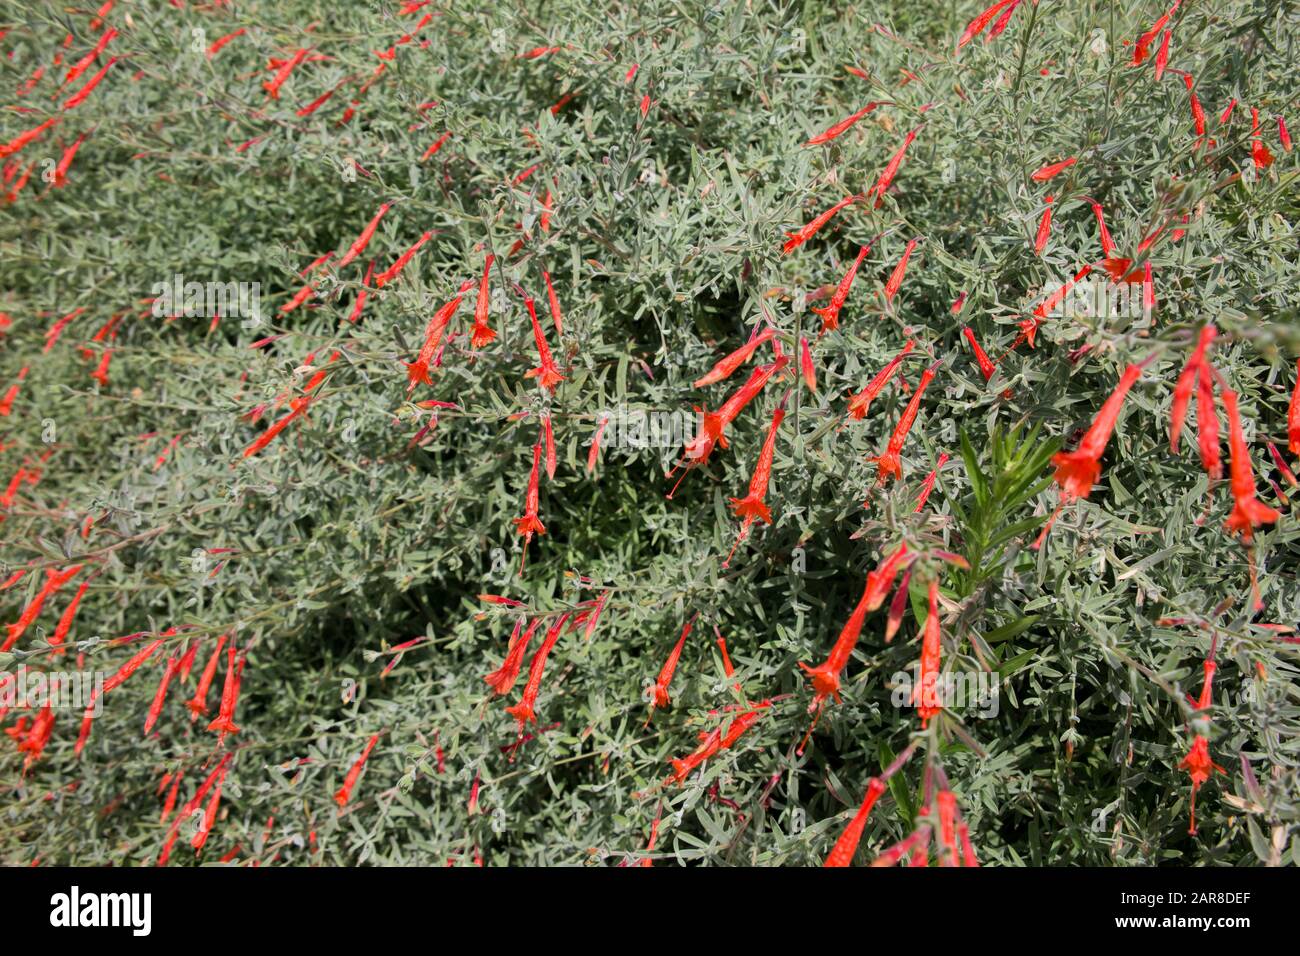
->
[1,0,1297,866]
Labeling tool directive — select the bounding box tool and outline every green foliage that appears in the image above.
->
[1,0,1298,866]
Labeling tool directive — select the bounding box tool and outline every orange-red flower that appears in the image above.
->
[1049,364,1142,501]
[1221,388,1279,542]
[823,779,887,867]
[913,578,943,726]
[846,340,914,421]
[872,360,940,483]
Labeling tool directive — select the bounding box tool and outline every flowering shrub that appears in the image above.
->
[1,0,1298,866]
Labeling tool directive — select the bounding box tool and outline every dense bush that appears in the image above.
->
[1,0,1298,866]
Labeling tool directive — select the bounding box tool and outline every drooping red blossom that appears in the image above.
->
[514,442,546,574]
[872,360,940,483]
[647,614,696,716]
[782,194,860,254]
[1221,388,1279,543]
[883,237,919,303]
[335,733,381,808]
[914,578,944,727]
[823,779,887,867]
[804,102,889,147]
[1049,364,1143,502]
[724,402,786,566]
[1170,325,1215,454]
[813,245,871,334]
[1030,157,1075,182]
[692,327,776,388]
[962,328,996,383]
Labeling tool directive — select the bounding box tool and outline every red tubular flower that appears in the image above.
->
[263,48,309,99]
[191,762,231,852]
[338,202,392,268]
[884,569,911,643]
[958,822,979,866]
[335,733,381,808]
[1267,442,1298,489]
[0,117,60,160]
[160,771,181,824]
[405,294,464,389]
[505,614,566,731]
[1178,736,1225,835]
[75,636,166,755]
[1133,2,1179,65]
[724,403,785,566]
[682,356,789,469]
[62,27,117,88]
[1251,108,1275,170]
[186,635,228,718]
[207,27,246,59]
[846,340,915,421]
[2,564,82,653]
[1154,29,1172,81]
[956,0,1020,52]
[1195,362,1221,480]
[870,824,931,867]
[522,290,566,393]
[798,546,909,740]
[692,327,776,387]
[1221,388,1279,542]
[542,270,565,337]
[648,615,696,715]
[915,453,950,512]
[374,231,432,287]
[49,578,90,655]
[1170,325,1215,454]
[158,754,233,865]
[587,415,609,474]
[515,442,546,574]
[206,646,246,738]
[882,237,919,303]
[420,131,451,162]
[1049,364,1142,502]
[804,102,888,147]
[962,328,996,383]
[937,790,959,866]
[1031,157,1076,182]
[542,414,557,479]
[1020,264,1093,348]
[913,578,943,726]
[1034,196,1053,257]
[470,253,496,347]
[863,542,911,612]
[730,403,784,527]
[667,703,769,784]
[62,57,117,110]
[1183,74,1206,142]
[872,360,941,484]
[241,395,312,459]
[51,134,87,187]
[143,655,178,736]
[799,337,817,393]
[823,779,887,867]
[484,618,537,696]
[782,194,860,254]
[1279,116,1293,152]
[873,127,925,208]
